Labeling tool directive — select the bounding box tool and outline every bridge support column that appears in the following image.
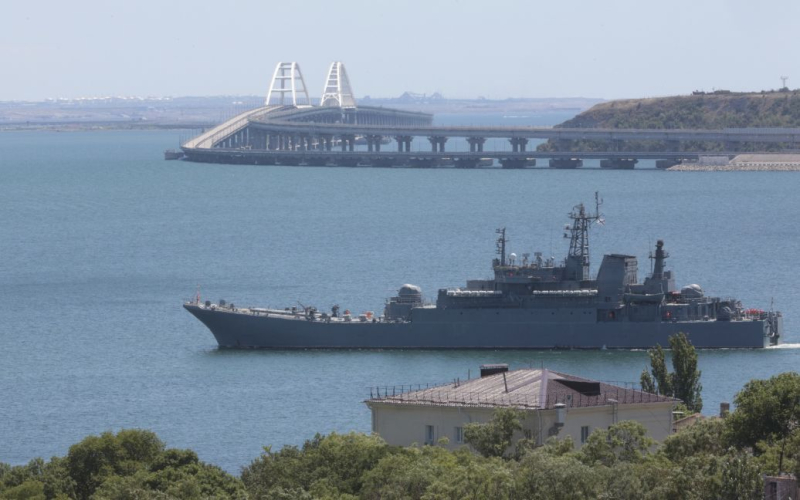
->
[340,135,355,152]
[500,158,527,169]
[467,137,486,153]
[428,136,447,152]
[600,158,638,169]
[319,135,333,151]
[365,135,383,152]
[549,158,583,169]
[508,138,529,153]
[395,135,412,152]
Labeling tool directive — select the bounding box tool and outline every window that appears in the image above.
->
[425,425,435,445]
[454,426,463,444]
[581,426,591,444]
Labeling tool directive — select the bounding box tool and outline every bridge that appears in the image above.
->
[180,62,800,169]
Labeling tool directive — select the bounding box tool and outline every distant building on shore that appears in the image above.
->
[365,364,677,451]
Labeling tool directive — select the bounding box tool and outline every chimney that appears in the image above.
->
[480,364,509,378]
[720,402,730,418]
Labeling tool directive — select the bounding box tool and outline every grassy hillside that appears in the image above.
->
[538,90,800,152]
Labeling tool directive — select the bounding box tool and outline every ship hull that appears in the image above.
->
[184,304,778,349]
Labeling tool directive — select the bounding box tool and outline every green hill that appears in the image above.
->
[538,90,800,153]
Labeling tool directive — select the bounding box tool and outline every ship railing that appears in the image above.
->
[368,384,674,409]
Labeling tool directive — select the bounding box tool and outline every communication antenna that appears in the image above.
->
[780,76,789,89]
[495,227,508,267]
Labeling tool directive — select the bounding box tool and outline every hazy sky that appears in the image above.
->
[1,0,798,101]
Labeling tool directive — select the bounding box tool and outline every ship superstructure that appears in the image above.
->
[184,194,782,349]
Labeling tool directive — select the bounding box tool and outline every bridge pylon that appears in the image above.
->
[320,62,357,109]
[266,62,311,107]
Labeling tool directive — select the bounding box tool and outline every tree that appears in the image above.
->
[641,344,672,397]
[463,409,525,459]
[579,421,654,467]
[661,418,727,462]
[241,432,389,499]
[640,333,702,412]
[726,372,800,451]
[66,429,164,499]
[670,333,703,413]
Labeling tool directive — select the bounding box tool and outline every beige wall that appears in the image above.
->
[367,401,674,451]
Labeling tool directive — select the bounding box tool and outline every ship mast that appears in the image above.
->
[649,240,669,279]
[565,192,603,281]
[495,227,508,267]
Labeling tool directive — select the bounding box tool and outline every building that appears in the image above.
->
[365,364,677,451]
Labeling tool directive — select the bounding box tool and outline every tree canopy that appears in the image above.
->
[640,332,703,412]
[10,372,800,499]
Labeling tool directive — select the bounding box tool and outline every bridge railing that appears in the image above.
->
[183,106,284,149]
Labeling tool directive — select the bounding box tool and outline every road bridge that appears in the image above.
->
[179,61,800,169]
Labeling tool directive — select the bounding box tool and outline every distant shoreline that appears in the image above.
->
[0,122,212,132]
[0,95,600,133]
[668,154,800,171]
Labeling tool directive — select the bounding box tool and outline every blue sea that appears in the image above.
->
[1,112,799,473]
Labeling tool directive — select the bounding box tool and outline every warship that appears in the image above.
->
[184,194,782,349]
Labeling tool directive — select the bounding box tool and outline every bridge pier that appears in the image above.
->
[365,135,383,152]
[500,158,528,169]
[467,137,486,152]
[428,136,448,152]
[508,138,529,153]
[395,135,412,152]
[340,135,355,152]
[454,158,480,168]
[298,134,311,151]
[316,134,333,151]
[549,158,583,169]
[409,157,439,168]
[600,158,638,169]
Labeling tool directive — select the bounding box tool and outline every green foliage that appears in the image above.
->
[66,429,164,499]
[462,408,525,459]
[1,480,46,500]
[0,429,244,500]
[579,421,654,466]
[7,386,800,500]
[241,432,389,499]
[0,456,74,500]
[640,333,703,412]
[536,91,800,153]
[719,450,763,500]
[644,344,673,396]
[670,333,703,412]
[515,450,598,500]
[726,371,800,450]
[661,418,727,462]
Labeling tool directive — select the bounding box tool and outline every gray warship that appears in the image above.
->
[184,194,783,349]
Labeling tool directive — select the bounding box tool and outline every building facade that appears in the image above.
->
[366,365,676,451]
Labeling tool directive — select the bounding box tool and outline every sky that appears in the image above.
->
[1,0,798,101]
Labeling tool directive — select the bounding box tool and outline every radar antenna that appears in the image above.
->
[495,227,508,267]
[780,76,789,90]
[564,192,603,281]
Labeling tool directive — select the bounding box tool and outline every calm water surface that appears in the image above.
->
[1,118,799,472]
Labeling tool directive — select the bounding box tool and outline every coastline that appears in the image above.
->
[668,154,800,171]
